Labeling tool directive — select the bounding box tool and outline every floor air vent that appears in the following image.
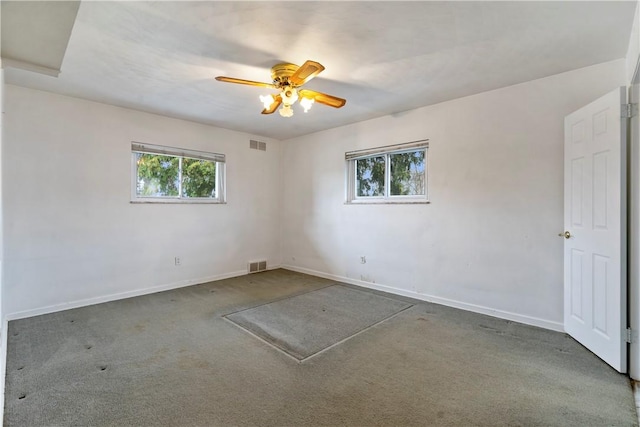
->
[249,140,267,151]
[248,260,267,274]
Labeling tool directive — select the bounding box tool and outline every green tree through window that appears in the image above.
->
[356,156,386,196]
[136,153,180,196]
[133,146,223,202]
[347,144,427,202]
[182,158,216,198]
[390,151,425,196]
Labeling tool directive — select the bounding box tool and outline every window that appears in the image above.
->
[131,142,225,203]
[346,140,428,203]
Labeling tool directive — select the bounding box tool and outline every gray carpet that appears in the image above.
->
[225,285,412,360]
[3,269,638,426]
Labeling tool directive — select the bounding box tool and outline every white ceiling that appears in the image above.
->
[1,1,80,76]
[3,1,637,140]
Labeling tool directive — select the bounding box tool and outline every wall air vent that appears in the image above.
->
[249,140,267,151]
[248,260,267,274]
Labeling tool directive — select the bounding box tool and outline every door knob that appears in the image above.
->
[558,231,571,239]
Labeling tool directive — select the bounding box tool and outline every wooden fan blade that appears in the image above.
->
[299,89,346,108]
[289,60,325,86]
[261,95,282,115]
[215,76,276,89]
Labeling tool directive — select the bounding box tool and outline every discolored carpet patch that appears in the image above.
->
[225,284,412,360]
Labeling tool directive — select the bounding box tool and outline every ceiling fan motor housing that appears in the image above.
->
[271,63,299,87]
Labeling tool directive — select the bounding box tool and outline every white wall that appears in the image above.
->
[3,85,282,317]
[627,2,640,84]
[0,60,629,330]
[281,59,627,331]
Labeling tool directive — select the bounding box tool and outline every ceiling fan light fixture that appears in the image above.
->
[259,94,275,110]
[300,97,314,113]
[216,60,346,117]
[279,104,294,118]
[281,88,298,105]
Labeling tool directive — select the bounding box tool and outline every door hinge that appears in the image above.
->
[626,327,635,344]
[622,103,638,119]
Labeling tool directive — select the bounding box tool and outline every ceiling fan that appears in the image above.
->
[215,60,346,118]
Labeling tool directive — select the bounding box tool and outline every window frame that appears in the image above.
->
[345,140,429,204]
[130,142,226,204]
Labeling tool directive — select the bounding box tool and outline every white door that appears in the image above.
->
[563,87,628,373]
[629,79,640,379]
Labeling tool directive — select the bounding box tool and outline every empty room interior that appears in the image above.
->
[1,1,640,425]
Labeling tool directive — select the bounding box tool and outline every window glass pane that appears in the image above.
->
[390,150,425,196]
[356,156,386,197]
[136,153,180,197]
[182,158,217,198]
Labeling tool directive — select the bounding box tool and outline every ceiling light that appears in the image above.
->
[276,87,300,118]
[216,60,346,118]
[259,94,274,110]
[281,88,298,105]
[279,104,294,118]
[300,97,314,113]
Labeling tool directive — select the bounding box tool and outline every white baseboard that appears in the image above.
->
[5,267,282,321]
[281,264,564,333]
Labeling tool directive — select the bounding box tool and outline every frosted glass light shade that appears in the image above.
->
[300,97,314,113]
[279,104,294,117]
[259,94,274,109]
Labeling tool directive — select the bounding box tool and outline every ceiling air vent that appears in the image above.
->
[249,140,267,151]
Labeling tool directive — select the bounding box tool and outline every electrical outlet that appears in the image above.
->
[175,257,181,266]
[360,256,366,264]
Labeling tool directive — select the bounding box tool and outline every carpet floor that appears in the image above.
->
[3,269,638,426]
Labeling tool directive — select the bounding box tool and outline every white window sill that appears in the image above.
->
[345,199,430,205]
[131,199,226,204]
